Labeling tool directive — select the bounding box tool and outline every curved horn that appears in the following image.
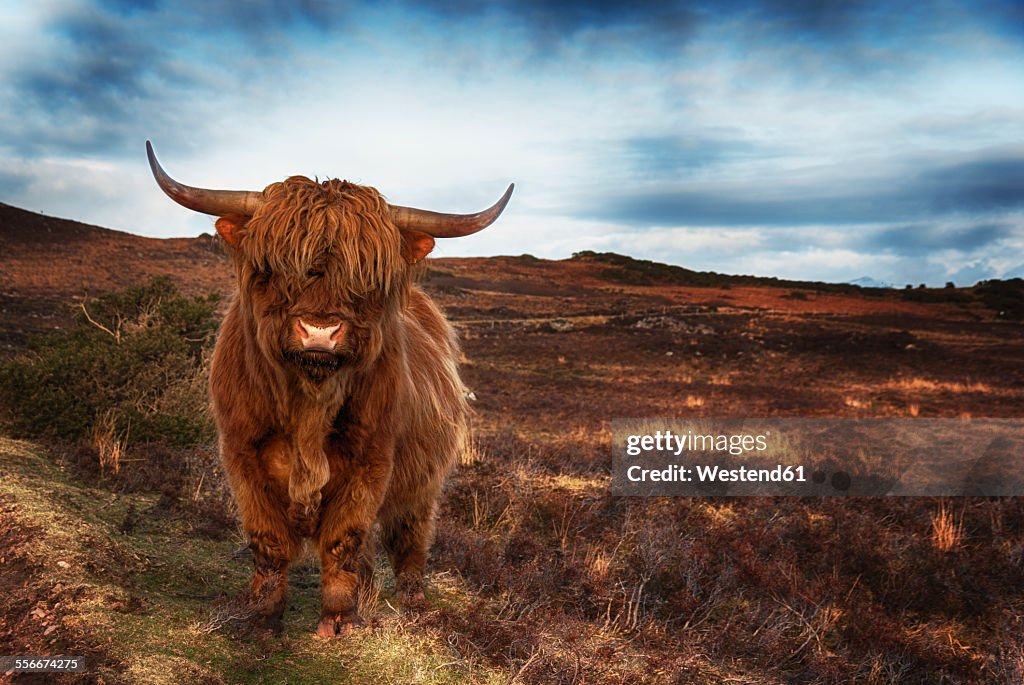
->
[389,183,514,238]
[146,141,263,217]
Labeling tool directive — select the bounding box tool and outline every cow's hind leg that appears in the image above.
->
[381,498,439,609]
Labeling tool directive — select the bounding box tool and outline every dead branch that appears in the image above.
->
[78,301,120,343]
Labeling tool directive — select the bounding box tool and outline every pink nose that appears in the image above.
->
[296,320,344,351]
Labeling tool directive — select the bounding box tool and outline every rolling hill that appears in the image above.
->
[1,202,1023,684]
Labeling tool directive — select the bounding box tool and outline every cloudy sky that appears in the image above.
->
[1,1,1022,286]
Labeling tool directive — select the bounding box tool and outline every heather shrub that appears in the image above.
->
[0,277,219,448]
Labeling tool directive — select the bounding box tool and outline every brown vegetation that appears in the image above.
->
[1,204,1024,683]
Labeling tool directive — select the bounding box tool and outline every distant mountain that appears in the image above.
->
[846,276,894,289]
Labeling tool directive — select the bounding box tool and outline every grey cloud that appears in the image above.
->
[860,223,1015,256]
[582,185,911,227]
[7,8,182,156]
[96,0,352,41]
[178,0,353,46]
[919,157,1024,213]
[2,1,355,158]
[411,0,1022,70]
[412,0,698,55]
[620,135,775,178]
[579,151,1024,228]
[96,0,160,13]
[7,0,1019,160]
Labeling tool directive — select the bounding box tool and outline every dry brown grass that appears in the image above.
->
[91,409,127,476]
[3,213,1024,683]
[461,432,486,467]
[195,594,256,635]
[684,395,705,408]
[888,377,992,394]
[931,500,964,553]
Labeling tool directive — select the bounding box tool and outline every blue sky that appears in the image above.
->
[1,1,1022,286]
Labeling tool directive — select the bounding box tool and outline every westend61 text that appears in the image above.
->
[625,429,769,456]
[627,464,806,483]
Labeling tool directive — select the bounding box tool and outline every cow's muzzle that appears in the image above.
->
[284,349,344,381]
[284,319,347,380]
[295,320,346,352]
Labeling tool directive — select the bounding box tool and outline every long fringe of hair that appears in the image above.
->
[241,177,407,299]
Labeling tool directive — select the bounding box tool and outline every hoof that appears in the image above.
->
[315,610,363,638]
[252,612,284,636]
[247,578,286,636]
[396,579,427,611]
[398,589,426,610]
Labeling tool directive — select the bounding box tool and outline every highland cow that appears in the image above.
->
[145,141,512,637]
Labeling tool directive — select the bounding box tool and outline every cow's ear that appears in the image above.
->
[401,230,435,265]
[214,214,249,247]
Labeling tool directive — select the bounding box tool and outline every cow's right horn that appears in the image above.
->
[146,141,264,217]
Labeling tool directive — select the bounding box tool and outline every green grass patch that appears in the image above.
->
[0,437,505,684]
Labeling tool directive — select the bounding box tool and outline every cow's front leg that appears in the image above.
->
[315,522,375,637]
[221,439,302,634]
[248,527,299,634]
[313,436,393,638]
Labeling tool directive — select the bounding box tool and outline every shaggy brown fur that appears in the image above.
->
[208,177,467,636]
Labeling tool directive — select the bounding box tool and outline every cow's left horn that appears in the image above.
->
[389,184,514,238]
[146,141,264,217]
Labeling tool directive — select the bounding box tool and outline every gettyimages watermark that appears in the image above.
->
[612,419,1024,496]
